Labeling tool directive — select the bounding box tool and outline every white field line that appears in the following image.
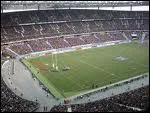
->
[63,47,149,92]
[81,44,148,69]
[21,42,148,98]
[79,50,149,81]
[59,54,120,93]
[68,73,149,100]
[58,58,90,85]
[53,56,85,91]
[79,59,122,80]
[64,51,122,80]
[102,44,149,68]
[57,60,85,91]
[63,52,124,91]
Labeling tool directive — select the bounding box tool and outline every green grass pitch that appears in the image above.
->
[22,42,149,99]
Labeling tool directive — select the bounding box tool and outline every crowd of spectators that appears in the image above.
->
[1,9,149,112]
[3,29,149,56]
[50,85,149,112]
[1,19,149,43]
[1,10,149,43]
[1,9,149,26]
[1,78,39,112]
[8,42,33,55]
[4,32,126,55]
[46,37,70,49]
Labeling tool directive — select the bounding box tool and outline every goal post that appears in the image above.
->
[52,53,55,68]
[51,52,59,72]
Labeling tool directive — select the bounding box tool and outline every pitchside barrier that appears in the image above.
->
[21,59,64,99]
[67,72,149,102]
[20,40,128,60]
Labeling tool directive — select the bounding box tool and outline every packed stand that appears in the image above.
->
[50,86,149,112]
[1,10,149,26]
[1,78,39,112]
[2,32,127,55]
[1,10,149,43]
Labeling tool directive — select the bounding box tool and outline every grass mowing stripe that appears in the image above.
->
[21,41,148,98]
[59,53,99,87]
[57,57,92,91]
[78,59,128,82]
[65,50,122,80]
[64,51,126,91]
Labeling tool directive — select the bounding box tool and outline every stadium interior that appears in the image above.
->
[1,1,149,112]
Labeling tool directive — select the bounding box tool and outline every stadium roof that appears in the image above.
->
[1,1,149,6]
[1,1,149,13]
